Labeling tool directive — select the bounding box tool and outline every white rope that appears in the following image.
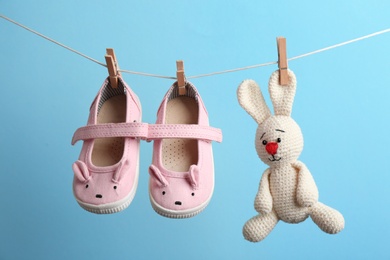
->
[189,28,390,79]
[0,14,176,79]
[0,14,106,67]
[1,14,389,80]
[187,61,277,79]
[119,69,176,79]
[288,28,390,61]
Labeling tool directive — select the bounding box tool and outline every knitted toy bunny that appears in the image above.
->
[237,70,344,242]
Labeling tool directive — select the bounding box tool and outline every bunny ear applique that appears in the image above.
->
[149,165,168,187]
[112,159,130,183]
[72,160,91,183]
[237,79,271,124]
[268,69,297,116]
[188,165,200,188]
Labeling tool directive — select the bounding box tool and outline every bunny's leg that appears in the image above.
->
[309,202,344,234]
[243,211,279,242]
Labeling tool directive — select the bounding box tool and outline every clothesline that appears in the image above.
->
[1,14,389,80]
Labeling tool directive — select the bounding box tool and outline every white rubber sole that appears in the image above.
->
[149,192,212,219]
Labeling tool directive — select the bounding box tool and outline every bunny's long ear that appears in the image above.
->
[112,159,129,183]
[268,69,297,116]
[72,160,91,183]
[237,79,271,124]
[149,165,168,187]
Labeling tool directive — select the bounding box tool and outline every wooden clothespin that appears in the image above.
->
[105,48,121,88]
[176,60,186,95]
[277,37,289,85]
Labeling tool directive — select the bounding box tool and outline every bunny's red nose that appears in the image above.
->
[265,142,278,155]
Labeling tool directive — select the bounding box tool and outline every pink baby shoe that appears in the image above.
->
[71,77,148,214]
[148,81,222,218]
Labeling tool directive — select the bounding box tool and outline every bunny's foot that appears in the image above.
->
[243,211,278,242]
[310,202,344,234]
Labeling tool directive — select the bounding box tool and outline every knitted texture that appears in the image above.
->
[237,70,344,242]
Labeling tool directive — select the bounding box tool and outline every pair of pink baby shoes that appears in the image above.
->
[71,77,222,218]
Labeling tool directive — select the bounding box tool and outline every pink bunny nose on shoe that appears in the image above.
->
[265,142,278,155]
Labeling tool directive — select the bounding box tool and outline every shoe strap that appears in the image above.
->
[147,124,222,142]
[72,123,223,145]
[71,122,149,145]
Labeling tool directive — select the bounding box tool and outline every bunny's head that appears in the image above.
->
[148,164,205,212]
[72,159,132,205]
[237,70,303,167]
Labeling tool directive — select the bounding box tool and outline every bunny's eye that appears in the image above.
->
[85,184,89,188]
[277,138,281,143]
[262,140,267,145]
[162,191,166,195]
[113,186,117,190]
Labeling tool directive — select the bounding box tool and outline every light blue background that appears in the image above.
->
[1,1,389,259]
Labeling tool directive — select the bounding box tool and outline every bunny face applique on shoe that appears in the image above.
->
[72,159,135,213]
[149,164,205,217]
[237,70,345,242]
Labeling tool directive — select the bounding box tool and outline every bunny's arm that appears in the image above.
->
[254,168,273,214]
[292,161,319,207]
